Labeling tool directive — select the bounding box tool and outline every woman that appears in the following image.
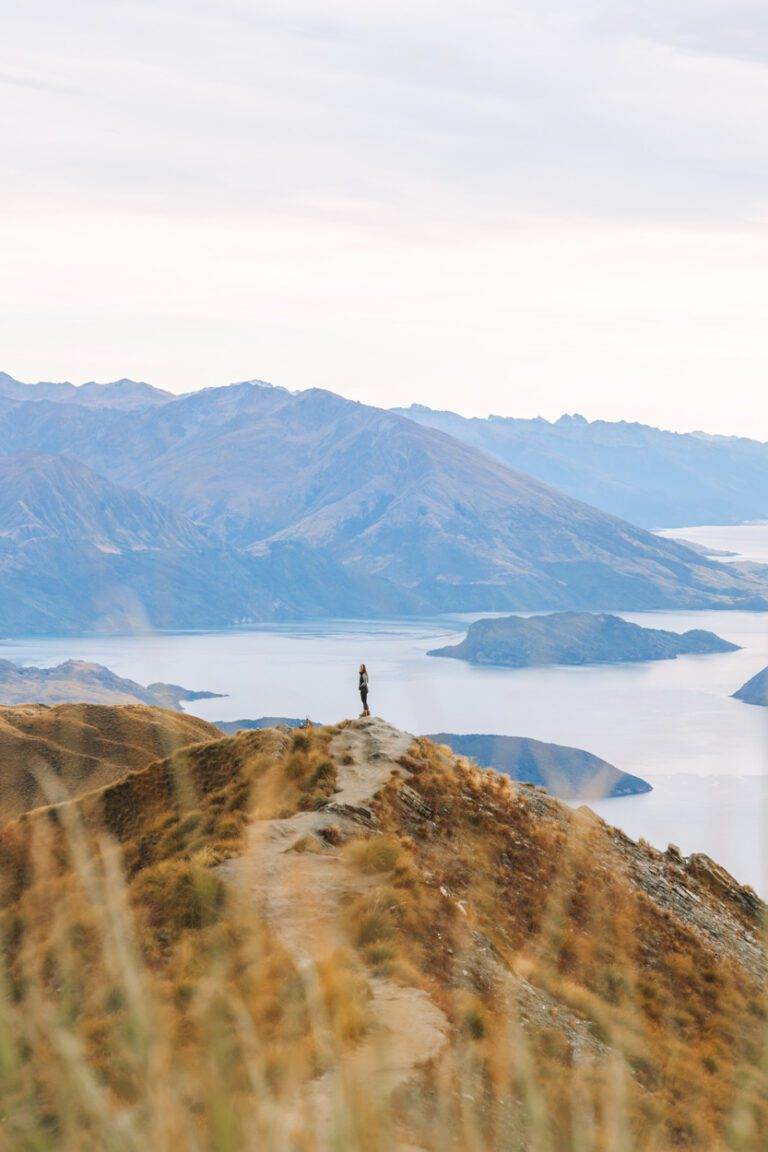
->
[358,663,370,717]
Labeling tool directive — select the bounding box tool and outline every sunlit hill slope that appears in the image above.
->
[0,711,764,1150]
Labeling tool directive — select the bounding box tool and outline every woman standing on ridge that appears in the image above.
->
[358,664,370,717]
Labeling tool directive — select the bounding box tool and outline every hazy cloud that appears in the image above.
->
[1,1,766,432]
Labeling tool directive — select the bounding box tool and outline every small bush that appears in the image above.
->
[356,911,393,946]
[345,834,403,874]
[134,860,226,934]
[291,731,310,753]
[463,1009,486,1040]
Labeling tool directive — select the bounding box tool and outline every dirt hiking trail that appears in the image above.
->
[219,717,448,1150]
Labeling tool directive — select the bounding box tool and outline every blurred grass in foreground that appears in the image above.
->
[0,724,764,1151]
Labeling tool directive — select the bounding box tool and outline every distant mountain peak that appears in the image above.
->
[555,412,589,425]
[0,450,208,552]
[230,377,282,388]
[0,371,172,409]
[227,378,298,396]
[397,402,768,529]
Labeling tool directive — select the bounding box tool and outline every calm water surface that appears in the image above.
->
[658,522,768,563]
[2,525,767,894]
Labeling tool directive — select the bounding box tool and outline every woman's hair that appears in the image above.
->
[359,663,367,674]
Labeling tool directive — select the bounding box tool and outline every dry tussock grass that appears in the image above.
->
[0,723,355,1150]
[337,737,768,1151]
[0,724,765,1151]
[0,702,219,822]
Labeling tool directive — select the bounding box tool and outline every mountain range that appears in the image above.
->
[0,371,172,410]
[0,452,279,633]
[394,404,768,529]
[1,371,766,633]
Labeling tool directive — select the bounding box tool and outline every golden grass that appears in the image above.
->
[0,702,220,823]
[0,723,765,1151]
[0,723,349,1149]
[337,738,768,1151]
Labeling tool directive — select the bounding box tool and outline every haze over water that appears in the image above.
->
[2,523,767,895]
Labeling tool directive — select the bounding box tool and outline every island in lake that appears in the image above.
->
[0,659,224,711]
[428,611,739,668]
[733,666,768,707]
[427,732,651,799]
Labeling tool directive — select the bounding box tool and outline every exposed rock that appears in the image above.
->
[396,783,434,820]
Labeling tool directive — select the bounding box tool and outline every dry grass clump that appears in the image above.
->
[345,737,768,1152]
[0,723,346,1149]
[343,833,405,874]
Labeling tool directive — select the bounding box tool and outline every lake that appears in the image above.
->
[2,524,767,895]
[658,521,768,563]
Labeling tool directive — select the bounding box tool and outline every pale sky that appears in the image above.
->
[1,1,767,435]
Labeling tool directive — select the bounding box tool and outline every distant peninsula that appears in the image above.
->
[427,732,651,800]
[428,612,739,668]
[213,717,650,800]
[733,666,768,707]
[214,716,313,735]
[0,659,224,711]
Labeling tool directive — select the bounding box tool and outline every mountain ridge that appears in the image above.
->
[0,371,173,410]
[0,701,219,822]
[0,452,279,633]
[1,378,767,629]
[0,715,763,1148]
[394,402,768,528]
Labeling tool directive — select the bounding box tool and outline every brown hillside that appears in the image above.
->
[0,702,219,823]
[0,717,765,1151]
